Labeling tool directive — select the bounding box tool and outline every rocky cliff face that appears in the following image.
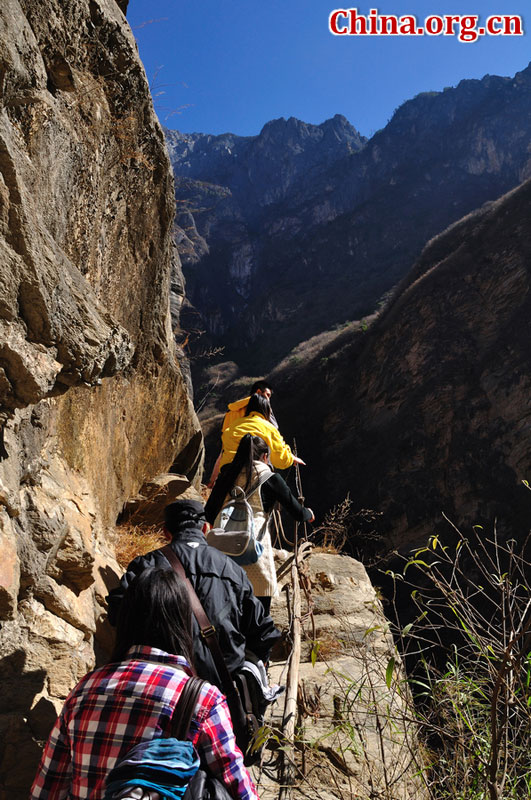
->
[0,1,202,794]
[168,65,531,371]
[256,550,425,800]
[165,115,367,366]
[166,114,365,226]
[268,176,531,555]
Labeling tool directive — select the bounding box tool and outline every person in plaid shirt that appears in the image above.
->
[30,569,259,800]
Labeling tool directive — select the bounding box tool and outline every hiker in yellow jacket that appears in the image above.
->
[222,380,278,432]
[220,394,305,471]
[208,380,278,486]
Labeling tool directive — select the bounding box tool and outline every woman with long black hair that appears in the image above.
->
[30,568,259,800]
[219,394,306,472]
[206,435,314,614]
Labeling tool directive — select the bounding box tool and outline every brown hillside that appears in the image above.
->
[271,178,531,552]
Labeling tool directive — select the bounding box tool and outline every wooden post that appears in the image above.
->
[279,445,310,798]
[279,547,303,796]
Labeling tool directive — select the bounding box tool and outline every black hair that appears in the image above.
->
[250,379,272,395]
[213,434,270,503]
[111,567,195,668]
[245,393,272,421]
[164,500,205,535]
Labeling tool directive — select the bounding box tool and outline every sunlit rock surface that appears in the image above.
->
[0,1,202,794]
[254,550,426,800]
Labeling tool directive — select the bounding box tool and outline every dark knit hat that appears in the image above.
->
[164,499,206,532]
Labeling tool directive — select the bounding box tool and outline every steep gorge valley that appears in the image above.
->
[170,63,531,558]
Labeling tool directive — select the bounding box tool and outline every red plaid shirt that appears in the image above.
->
[30,646,259,800]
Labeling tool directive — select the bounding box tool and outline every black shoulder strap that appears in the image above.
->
[161,545,238,704]
[171,675,205,739]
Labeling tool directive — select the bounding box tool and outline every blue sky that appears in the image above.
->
[127,0,530,138]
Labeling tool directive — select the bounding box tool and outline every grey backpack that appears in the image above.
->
[207,469,272,565]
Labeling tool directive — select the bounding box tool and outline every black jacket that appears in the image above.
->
[205,468,313,525]
[107,523,281,688]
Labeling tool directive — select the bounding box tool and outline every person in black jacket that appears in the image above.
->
[107,499,280,690]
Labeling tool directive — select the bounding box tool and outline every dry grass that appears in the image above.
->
[312,499,387,563]
[273,321,362,376]
[114,522,168,569]
[314,632,346,661]
[312,543,344,555]
[311,496,352,553]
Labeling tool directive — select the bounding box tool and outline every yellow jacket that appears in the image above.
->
[220,412,294,470]
[222,396,250,431]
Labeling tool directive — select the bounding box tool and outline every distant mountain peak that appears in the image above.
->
[388,65,527,129]
[164,111,365,192]
[258,113,363,141]
[167,61,531,373]
[164,113,364,148]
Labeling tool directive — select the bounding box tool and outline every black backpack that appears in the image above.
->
[104,677,232,800]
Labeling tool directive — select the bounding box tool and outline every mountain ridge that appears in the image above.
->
[266,175,531,554]
[168,62,531,371]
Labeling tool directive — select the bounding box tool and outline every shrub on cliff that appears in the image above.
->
[387,525,531,799]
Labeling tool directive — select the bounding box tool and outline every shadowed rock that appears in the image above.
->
[270,177,531,552]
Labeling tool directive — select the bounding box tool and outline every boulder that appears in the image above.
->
[120,473,196,526]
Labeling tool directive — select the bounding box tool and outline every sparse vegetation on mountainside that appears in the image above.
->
[385,525,531,800]
[271,509,531,800]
